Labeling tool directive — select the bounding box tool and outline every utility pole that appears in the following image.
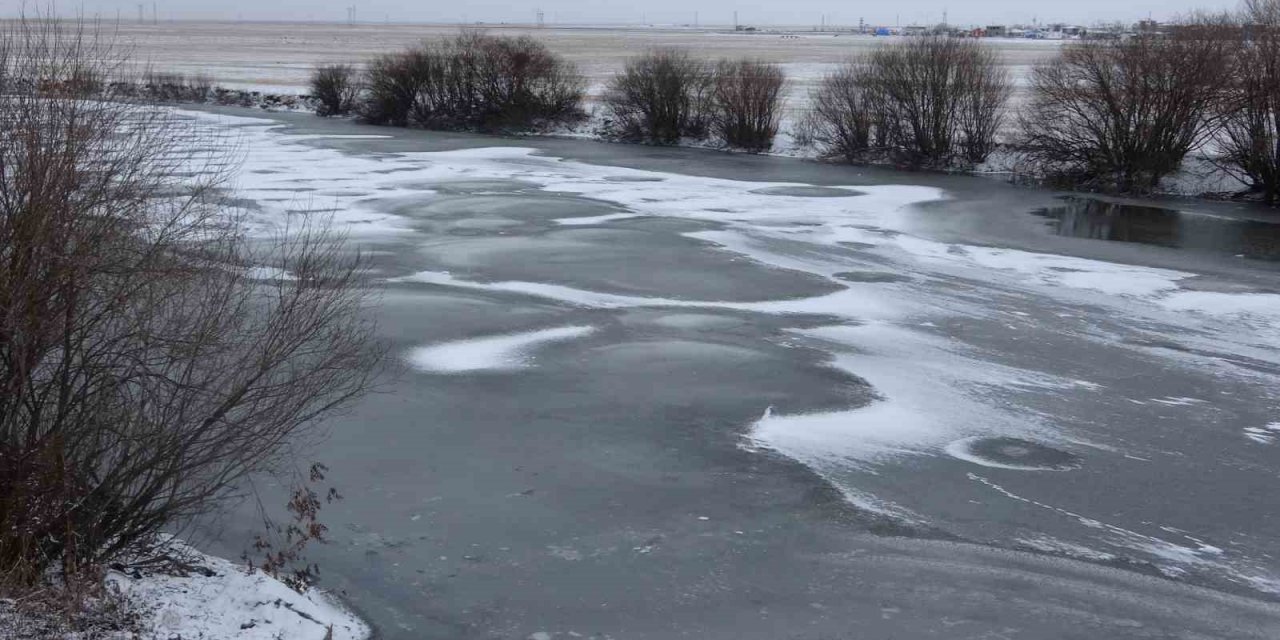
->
[153,2,158,25]
[137,4,144,24]
[733,11,738,29]
[536,8,545,27]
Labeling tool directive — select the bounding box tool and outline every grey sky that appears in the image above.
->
[26,1,1242,27]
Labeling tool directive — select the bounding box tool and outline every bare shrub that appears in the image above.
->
[805,37,1009,168]
[1214,2,1280,201]
[361,51,421,126]
[870,36,1009,167]
[954,46,1012,165]
[358,31,584,131]
[710,59,785,152]
[1021,33,1231,192]
[602,48,714,144]
[140,69,210,103]
[804,60,885,162]
[0,17,383,589]
[311,64,361,117]
[465,32,585,128]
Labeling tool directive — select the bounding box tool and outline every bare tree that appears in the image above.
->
[954,44,1012,165]
[804,37,1009,168]
[311,64,361,117]
[710,59,785,152]
[358,31,584,131]
[360,50,422,126]
[467,32,585,128]
[1214,1,1280,201]
[0,17,383,588]
[602,48,714,144]
[803,60,885,162]
[1020,32,1231,192]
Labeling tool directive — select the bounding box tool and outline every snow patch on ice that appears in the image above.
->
[396,270,906,321]
[553,211,647,226]
[1160,291,1280,315]
[747,322,1080,470]
[1149,396,1205,407]
[1243,422,1280,444]
[749,398,942,468]
[407,325,595,373]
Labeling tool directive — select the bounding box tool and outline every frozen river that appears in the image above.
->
[188,106,1280,639]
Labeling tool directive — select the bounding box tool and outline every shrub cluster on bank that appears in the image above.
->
[315,32,586,131]
[1019,29,1231,193]
[302,11,1280,199]
[803,36,1010,169]
[599,49,786,152]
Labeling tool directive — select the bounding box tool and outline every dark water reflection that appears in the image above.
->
[1032,198,1280,261]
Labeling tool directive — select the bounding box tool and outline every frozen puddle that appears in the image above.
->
[407,325,595,373]
[945,436,1081,471]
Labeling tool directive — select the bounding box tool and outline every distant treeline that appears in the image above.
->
[309,1,1280,201]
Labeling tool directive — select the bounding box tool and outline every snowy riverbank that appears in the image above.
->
[111,540,370,640]
[3,540,369,640]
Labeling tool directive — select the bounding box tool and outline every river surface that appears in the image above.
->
[190,107,1280,639]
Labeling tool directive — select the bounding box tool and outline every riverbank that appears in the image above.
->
[192,83,1261,205]
[1,538,369,639]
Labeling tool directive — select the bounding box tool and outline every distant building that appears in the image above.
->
[985,25,1008,37]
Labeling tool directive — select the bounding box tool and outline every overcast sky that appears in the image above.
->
[19,1,1243,27]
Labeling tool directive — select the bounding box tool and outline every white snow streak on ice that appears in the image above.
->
[407,326,595,373]
[748,322,1087,471]
[1243,422,1280,444]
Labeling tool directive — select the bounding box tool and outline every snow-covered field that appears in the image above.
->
[109,21,1055,112]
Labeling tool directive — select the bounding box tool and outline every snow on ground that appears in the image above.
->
[108,540,369,640]
[407,325,596,373]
